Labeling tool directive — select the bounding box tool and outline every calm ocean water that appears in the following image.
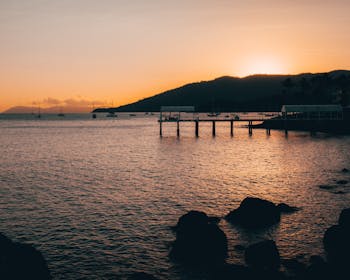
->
[1,113,350,279]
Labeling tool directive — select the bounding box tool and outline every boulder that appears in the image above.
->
[234,244,246,251]
[305,256,329,280]
[170,211,228,265]
[323,225,349,263]
[0,233,51,280]
[338,208,350,229]
[212,263,252,280]
[174,210,209,235]
[225,197,280,228]
[244,240,280,271]
[323,209,350,265]
[282,258,306,278]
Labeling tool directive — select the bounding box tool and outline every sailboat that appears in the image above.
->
[57,107,65,117]
[37,106,41,118]
[106,111,117,117]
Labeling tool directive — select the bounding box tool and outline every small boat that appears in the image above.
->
[36,106,41,118]
[207,112,220,117]
[106,112,117,117]
[57,107,65,117]
[165,116,178,121]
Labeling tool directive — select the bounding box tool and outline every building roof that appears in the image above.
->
[281,105,343,113]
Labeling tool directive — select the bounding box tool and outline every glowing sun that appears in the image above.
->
[238,57,286,77]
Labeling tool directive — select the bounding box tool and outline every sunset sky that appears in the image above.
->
[1,0,350,112]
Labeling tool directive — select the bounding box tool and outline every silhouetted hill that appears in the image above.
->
[94,70,350,112]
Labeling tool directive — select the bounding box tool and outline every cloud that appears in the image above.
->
[43,97,62,105]
[63,98,105,106]
[32,97,107,108]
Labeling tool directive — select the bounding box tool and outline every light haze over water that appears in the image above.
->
[0,113,350,279]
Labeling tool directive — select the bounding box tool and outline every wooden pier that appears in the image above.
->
[159,117,274,137]
[159,105,344,137]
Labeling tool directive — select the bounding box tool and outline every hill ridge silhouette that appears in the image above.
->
[94,70,350,113]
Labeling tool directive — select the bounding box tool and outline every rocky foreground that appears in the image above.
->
[0,233,51,279]
[164,197,350,280]
[1,185,349,279]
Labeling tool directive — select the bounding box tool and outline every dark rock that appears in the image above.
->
[336,180,348,185]
[323,208,350,266]
[282,258,306,271]
[305,256,329,280]
[234,244,246,251]
[338,208,350,229]
[211,263,253,280]
[341,168,349,173]
[276,203,299,213]
[332,190,346,194]
[174,210,209,234]
[282,258,306,278]
[208,216,221,224]
[225,197,280,228]
[0,233,51,280]
[319,185,336,190]
[309,255,325,266]
[213,263,285,280]
[323,224,350,265]
[170,211,228,265]
[128,272,159,280]
[244,240,280,270]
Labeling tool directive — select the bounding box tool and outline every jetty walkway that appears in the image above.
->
[159,105,343,137]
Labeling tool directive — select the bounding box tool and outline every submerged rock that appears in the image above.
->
[319,185,336,190]
[244,240,281,271]
[332,190,346,195]
[0,233,51,280]
[170,210,228,266]
[336,180,348,185]
[276,203,299,213]
[225,197,281,228]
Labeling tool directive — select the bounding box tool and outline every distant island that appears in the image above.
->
[94,70,350,113]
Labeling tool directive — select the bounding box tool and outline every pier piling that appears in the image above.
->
[195,120,199,137]
[248,121,253,135]
[212,121,216,137]
[230,120,234,136]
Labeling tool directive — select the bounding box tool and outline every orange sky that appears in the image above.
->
[1,0,350,112]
